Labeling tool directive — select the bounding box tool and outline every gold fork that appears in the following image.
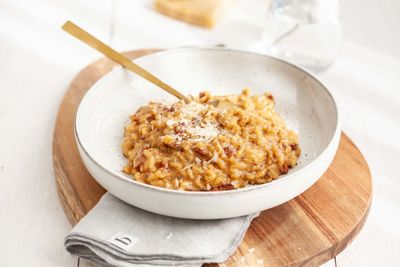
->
[62,21,191,103]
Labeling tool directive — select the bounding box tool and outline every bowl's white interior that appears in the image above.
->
[76,48,338,184]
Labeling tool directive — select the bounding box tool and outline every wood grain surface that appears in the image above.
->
[52,50,372,267]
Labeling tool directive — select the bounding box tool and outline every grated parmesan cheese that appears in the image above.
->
[162,102,221,143]
[166,119,176,127]
[179,101,207,118]
[186,123,219,142]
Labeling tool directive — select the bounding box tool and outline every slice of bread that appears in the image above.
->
[154,0,231,28]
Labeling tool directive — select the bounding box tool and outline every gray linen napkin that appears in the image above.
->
[65,193,257,267]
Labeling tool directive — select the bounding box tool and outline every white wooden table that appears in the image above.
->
[0,0,399,266]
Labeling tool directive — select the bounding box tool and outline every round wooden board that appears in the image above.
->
[53,50,372,267]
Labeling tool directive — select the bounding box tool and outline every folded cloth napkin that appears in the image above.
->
[65,193,257,267]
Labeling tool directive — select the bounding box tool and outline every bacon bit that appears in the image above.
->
[290,144,298,150]
[198,91,211,102]
[280,163,289,174]
[146,113,155,121]
[169,106,175,112]
[223,145,236,157]
[194,146,206,155]
[267,94,274,101]
[193,146,212,160]
[155,161,168,169]
[172,142,182,151]
[212,184,235,191]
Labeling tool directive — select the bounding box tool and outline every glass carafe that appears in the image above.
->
[263,0,342,71]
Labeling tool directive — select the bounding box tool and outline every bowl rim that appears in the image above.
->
[75,46,341,196]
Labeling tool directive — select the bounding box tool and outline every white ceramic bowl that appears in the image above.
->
[75,48,340,219]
